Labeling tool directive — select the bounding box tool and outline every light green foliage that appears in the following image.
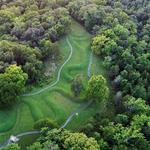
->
[92,35,110,55]
[64,132,100,150]
[131,115,150,143]
[124,96,150,116]
[114,24,130,39]
[27,142,44,150]
[28,128,99,150]
[92,22,150,99]
[87,75,109,103]
[0,144,20,150]
[131,114,150,129]
[0,10,15,35]
[0,65,28,106]
[101,122,149,149]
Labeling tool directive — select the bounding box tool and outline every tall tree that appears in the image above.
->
[87,75,109,103]
[0,64,28,106]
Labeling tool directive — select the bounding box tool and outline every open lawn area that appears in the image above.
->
[0,20,109,148]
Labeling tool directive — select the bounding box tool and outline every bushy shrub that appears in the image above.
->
[34,118,58,130]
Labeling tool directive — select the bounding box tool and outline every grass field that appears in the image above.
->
[0,20,108,148]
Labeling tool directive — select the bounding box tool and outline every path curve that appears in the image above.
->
[61,100,93,128]
[23,38,73,97]
[16,131,40,138]
[0,32,94,148]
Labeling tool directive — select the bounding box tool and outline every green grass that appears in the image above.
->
[0,20,109,147]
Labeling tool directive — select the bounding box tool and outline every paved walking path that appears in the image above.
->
[23,38,73,97]
[0,34,93,148]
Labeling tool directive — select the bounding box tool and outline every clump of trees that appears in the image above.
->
[0,0,71,107]
[81,96,150,150]
[0,143,20,150]
[67,0,150,149]
[0,0,150,149]
[92,24,150,100]
[0,0,71,84]
[0,65,28,106]
[0,40,42,82]
[27,128,99,150]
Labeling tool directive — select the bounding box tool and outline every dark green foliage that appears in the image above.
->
[69,1,150,149]
[71,74,84,97]
[39,39,59,60]
[0,41,42,82]
[92,24,150,100]
[27,142,44,150]
[82,96,150,149]
[0,0,71,83]
[0,0,150,149]
[34,118,58,130]
[115,114,129,125]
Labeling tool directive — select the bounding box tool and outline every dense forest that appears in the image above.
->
[0,0,150,150]
[0,0,71,106]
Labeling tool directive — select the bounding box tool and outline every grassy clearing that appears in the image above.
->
[0,20,109,147]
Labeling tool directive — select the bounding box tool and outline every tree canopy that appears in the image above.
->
[0,65,28,106]
[27,128,99,150]
[87,75,109,103]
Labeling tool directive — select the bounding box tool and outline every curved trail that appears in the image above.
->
[16,131,40,138]
[23,38,73,97]
[0,29,94,148]
[61,100,93,128]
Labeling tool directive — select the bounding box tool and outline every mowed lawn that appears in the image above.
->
[0,20,107,146]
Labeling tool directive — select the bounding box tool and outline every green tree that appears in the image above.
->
[39,39,59,60]
[0,10,15,35]
[92,35,109,55]
[64,132,100,150]
[0,64,28,106]
[124,96,150,116]
[71,74,84,96]
[87,75,109,103]
[131,115,150,140]
[0,40,42,82]
[0,144,20,150]
[27,142,44,150]
[34,118,58,130]
[28,128,99,150]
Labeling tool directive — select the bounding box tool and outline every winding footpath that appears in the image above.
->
[23,38,73,97]
[0,35,93,148]
[61,100,93,128]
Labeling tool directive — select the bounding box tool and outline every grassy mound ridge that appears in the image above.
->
[0,107,17,132]
[0,20,107,147]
